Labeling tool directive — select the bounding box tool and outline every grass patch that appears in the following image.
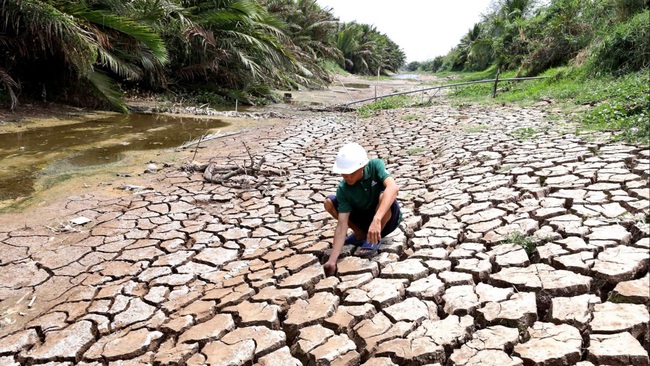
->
[504,232,538,255]
[463,125,488,133]
[401,114,420,121]
[356,95,416,118]
[407,147,425,155]
[498,164,517,173]
[431,67,649,143]
[511,127,537,140]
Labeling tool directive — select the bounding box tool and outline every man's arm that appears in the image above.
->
[323,212,350,276]
[367,176,398,244]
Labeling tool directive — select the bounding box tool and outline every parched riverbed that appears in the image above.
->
[0,75,648,365]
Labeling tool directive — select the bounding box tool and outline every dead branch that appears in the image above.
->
[192,143,287,186]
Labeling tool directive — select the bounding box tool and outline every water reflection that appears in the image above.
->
[0,113,229,201]
[391,74,419,80]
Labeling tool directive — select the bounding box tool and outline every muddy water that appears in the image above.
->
[0,113,228,201]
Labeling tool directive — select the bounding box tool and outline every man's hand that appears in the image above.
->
[367,217,382,244]
[323,261,337,277]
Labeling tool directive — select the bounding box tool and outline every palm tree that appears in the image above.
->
[484,0,537,70]
[263,0,343,86]
[337,22,384,75]
[0,0,168,112]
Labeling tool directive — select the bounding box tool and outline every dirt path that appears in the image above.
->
[0,75,648,365]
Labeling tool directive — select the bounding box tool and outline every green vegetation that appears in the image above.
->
[406,0,650,143]
[336,22,405,75]
[356,95,415,118]
[497,164,517,172]
[463,125,489,133]
[400,114,420,121]
[0,0,405,112]
[407,147,425,155]
[511,127,537,140]
[444,67,649,143]
[504,232,538,255]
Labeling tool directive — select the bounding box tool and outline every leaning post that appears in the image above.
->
[492,67,501,98]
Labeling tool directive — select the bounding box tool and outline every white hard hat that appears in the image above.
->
[332,142,369,174]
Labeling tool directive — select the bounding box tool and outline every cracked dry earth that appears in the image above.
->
[1,101,649,366]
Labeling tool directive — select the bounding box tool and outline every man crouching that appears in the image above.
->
[322,142,402,276]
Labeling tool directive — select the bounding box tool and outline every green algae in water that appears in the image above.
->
[0,113,229,201]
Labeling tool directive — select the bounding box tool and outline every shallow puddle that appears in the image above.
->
[0,113,229,201]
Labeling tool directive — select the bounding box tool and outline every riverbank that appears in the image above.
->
[0,73,437,217]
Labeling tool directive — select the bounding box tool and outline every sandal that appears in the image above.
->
[356,240,382,257]
[344,233,365,245]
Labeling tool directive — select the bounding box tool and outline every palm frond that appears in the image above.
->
[87,70,128,113]
[66,4,169,64]
[0,68,19,110]
[97,48,143,80]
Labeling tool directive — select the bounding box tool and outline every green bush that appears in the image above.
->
[580,70,650,142]
[193,91,229,106]
[585,10,650,75]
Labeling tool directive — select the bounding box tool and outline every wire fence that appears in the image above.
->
[343,76,550,107]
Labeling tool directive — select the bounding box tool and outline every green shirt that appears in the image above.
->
[336,158,393,214]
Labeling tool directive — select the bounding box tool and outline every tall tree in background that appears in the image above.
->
[336,22,405,75]
[263,0,343,86]
[0,0,407,110]
[167,0,302,101]
[438,0,649,76]
[487,0,538,70]
[0,0,168,111]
